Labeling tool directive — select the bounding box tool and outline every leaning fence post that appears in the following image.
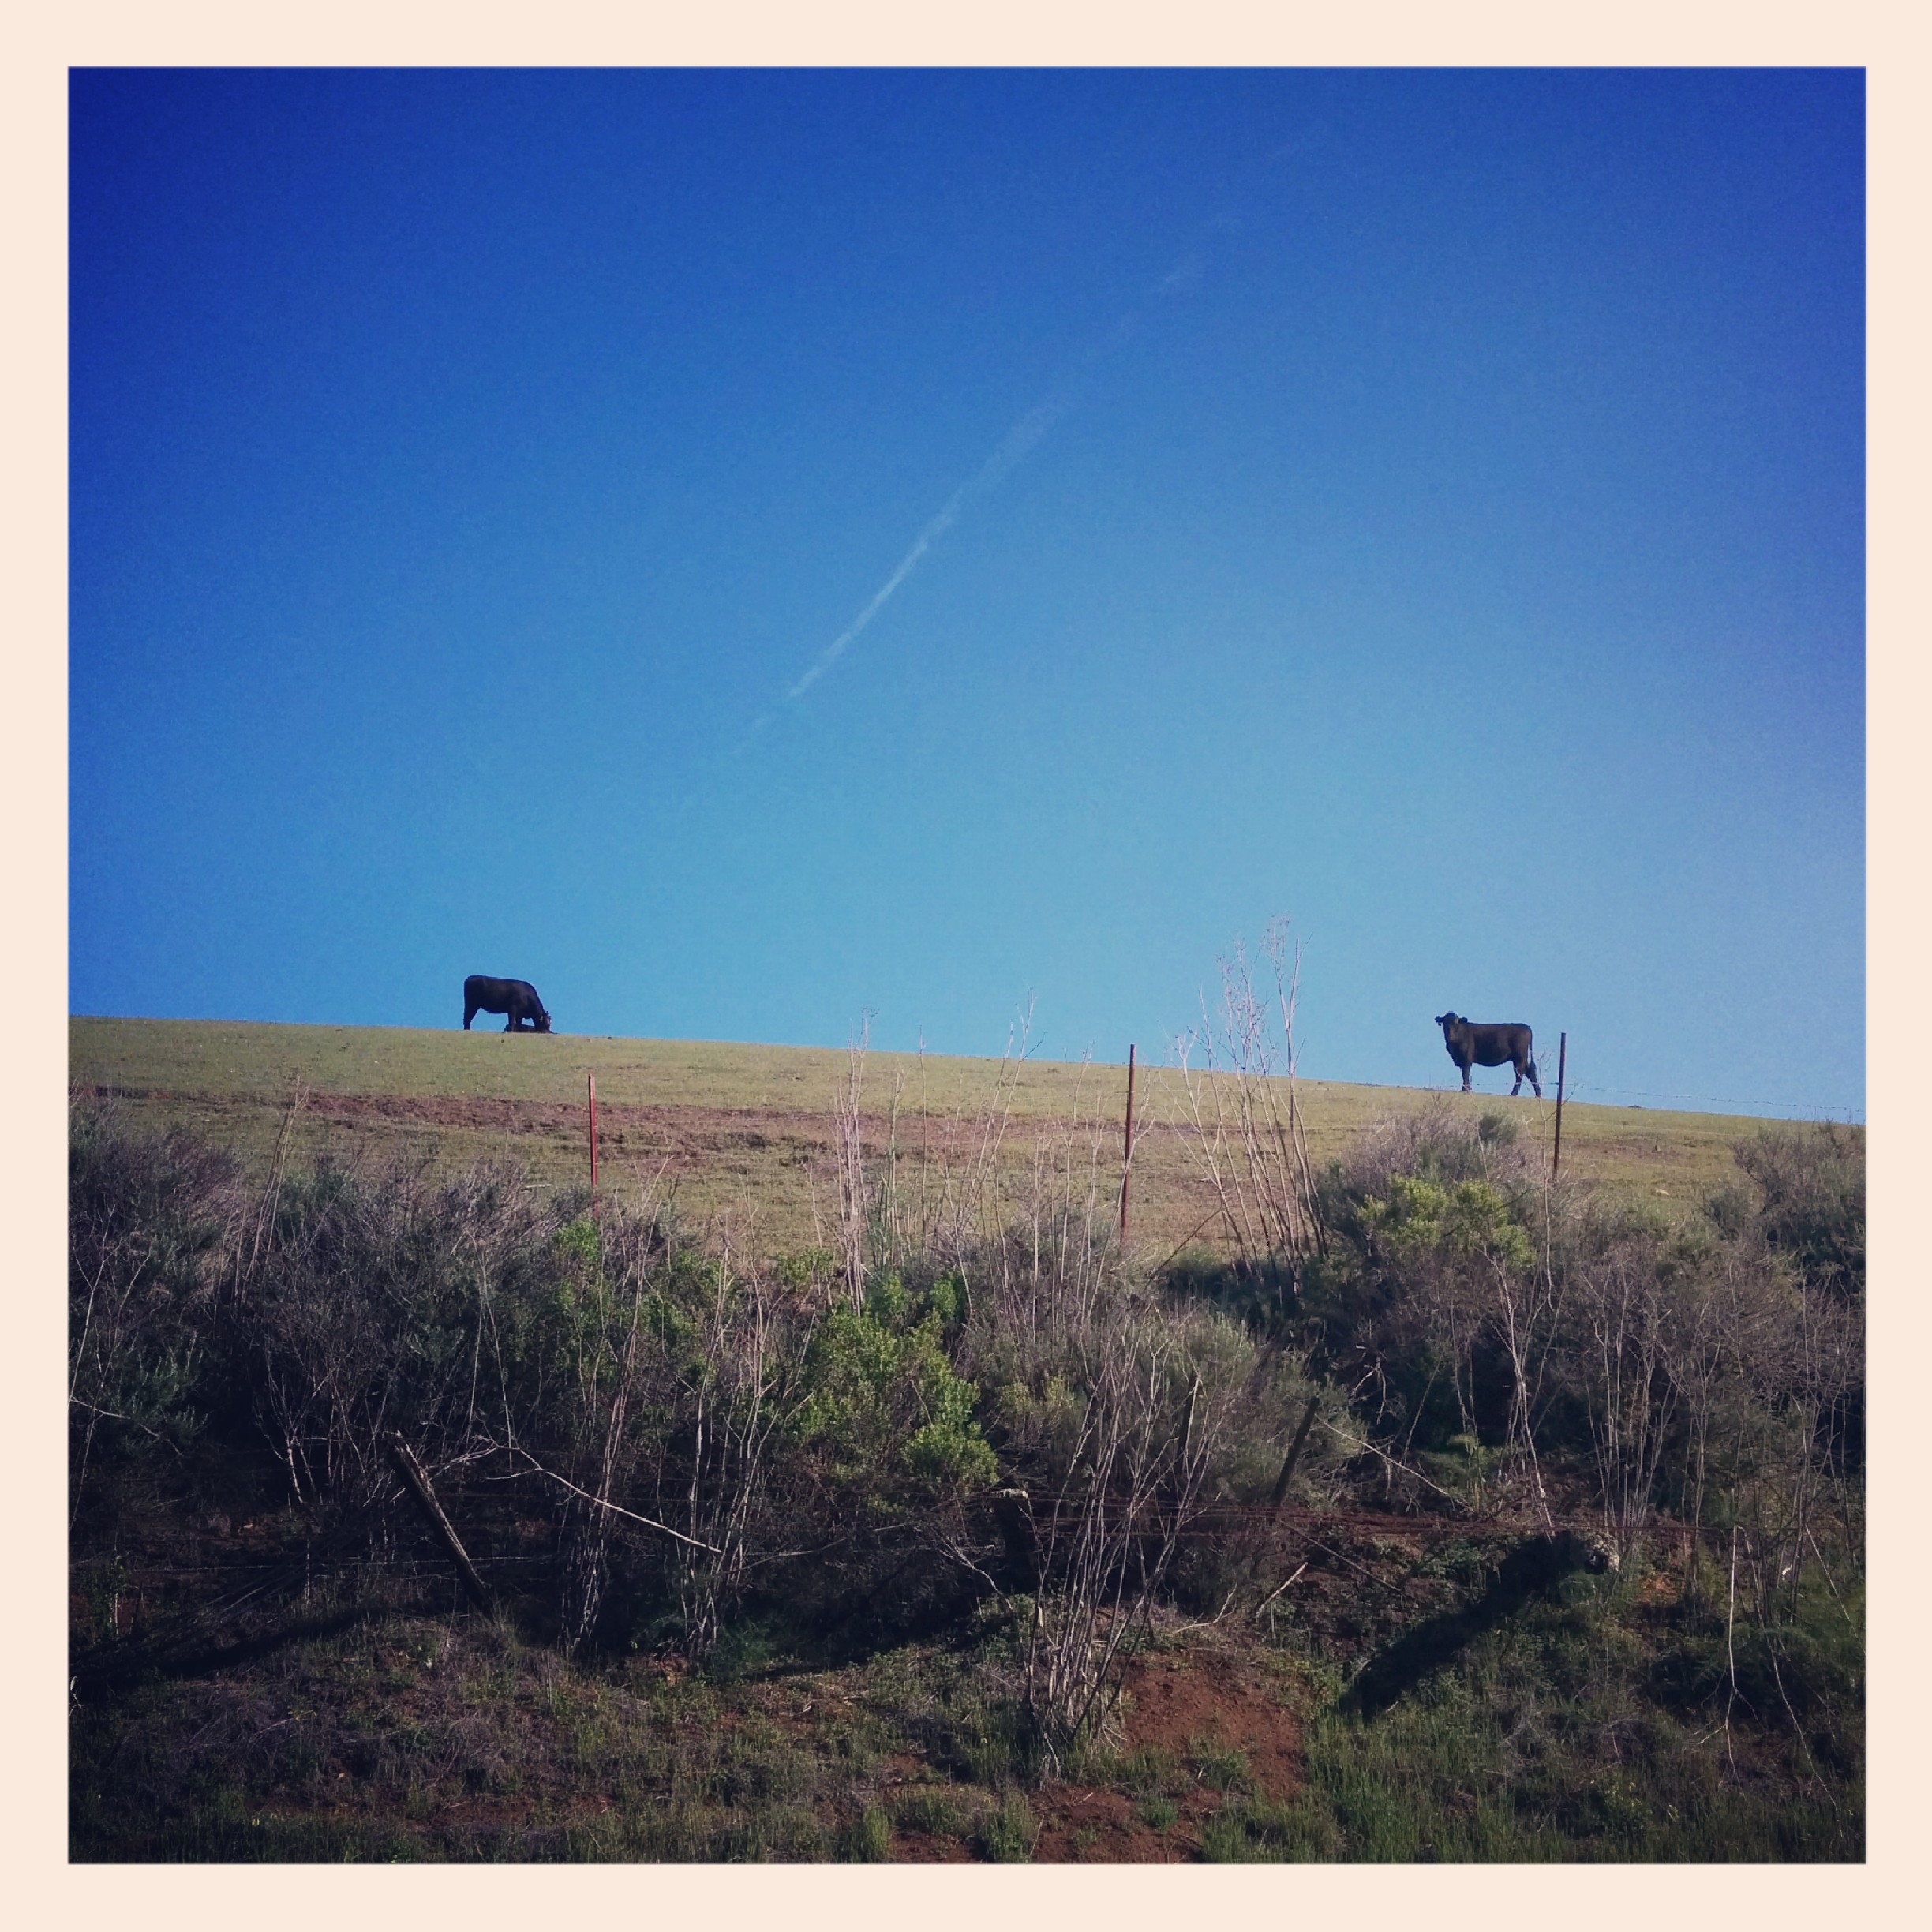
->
[1118,1043,1136,1245]
[588,1070,599,1207]
[1244,1395,1323,1569]
[386,1432,493,1612]
[1269,1395,1322,1517]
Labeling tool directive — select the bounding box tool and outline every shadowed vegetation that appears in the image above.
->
[69,1032,1861,1861]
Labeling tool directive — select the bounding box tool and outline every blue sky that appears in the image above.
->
[69,68,1864,1118]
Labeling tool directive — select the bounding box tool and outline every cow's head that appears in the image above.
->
[534,1009,552,1034]
[1434,1012,1461,1034]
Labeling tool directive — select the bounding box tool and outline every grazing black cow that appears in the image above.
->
[1435,1012,1540,1097]
[464,975,552,1034]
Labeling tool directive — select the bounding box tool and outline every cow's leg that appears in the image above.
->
[463,1004,476,1030]
[1510,1069,1523,1095]
[1461,1068,1473,1092]
[1527,1060,1541,1099]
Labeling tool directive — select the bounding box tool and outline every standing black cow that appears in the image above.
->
[1435,1012,1540,1096]
[463,975,552,1033]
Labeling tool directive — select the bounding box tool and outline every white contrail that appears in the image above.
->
[784,398,1067,702]
[766,235,1223,725]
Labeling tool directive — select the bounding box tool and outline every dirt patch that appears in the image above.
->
[1030,1637,1304,1863]
[1124,1643,1301,1801]
[1028,1783,1155,1862]
[298,1090,839,1159]
[887,1825,976,1863]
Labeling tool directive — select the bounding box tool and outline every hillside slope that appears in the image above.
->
[71,1016,1794,1256]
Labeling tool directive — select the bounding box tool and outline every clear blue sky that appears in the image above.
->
[69,68,1864,1118]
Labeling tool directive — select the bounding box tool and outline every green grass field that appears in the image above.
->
[70,1015,1794,1257]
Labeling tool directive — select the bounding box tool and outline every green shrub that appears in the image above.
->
[980,1789,1037,1863]
[1361,1174,1535,1276]
[792,1305,997,1508]
[553,1215,602,1275]
[894,1788,966,1837]
[1188,1735,1254,1794]
[837,1803,893,1862]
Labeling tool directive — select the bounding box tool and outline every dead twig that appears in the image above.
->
[500,1448,726,1556]
[1254,1559,1309,1619]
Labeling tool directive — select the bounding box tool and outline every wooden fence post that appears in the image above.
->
[1269,1395,1322,1517]
[386,1432,493,1612]
[1552,1032,1567,1181]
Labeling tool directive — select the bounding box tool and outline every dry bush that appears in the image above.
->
[475,1200,820,1661]
[70,1082,1862,1716]
[69,1095,243,1514]
[959,1239,1276,1766]
[1170,919,1324,1304]
[1565,1213,1677,1556]
[1335,1097,1541,1201]
[246,1151,561,1519]
[824,1005,1048,1299]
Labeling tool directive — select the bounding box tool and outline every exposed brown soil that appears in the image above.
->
[1029,1637,1303,1863]
[886,1829,976,1863]
[1126,1644,1302,1800]
[80,1083,1126,1185]
[88,1082,841,1154]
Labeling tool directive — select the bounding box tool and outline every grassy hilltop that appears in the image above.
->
[67,1015,1863,1863]
[71,1016,1770,1258]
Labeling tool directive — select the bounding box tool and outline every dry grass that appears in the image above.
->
[72,1016,1793,1258]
